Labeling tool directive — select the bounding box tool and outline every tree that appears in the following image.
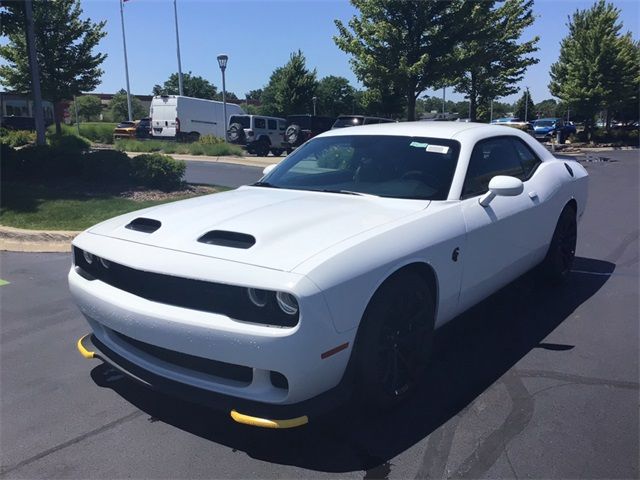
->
[260,51,318,117]
[71,95,102,122]
[316,76,356,117]
[335,0,474,121]
[245,89,263,102]
[514,88,535,121]
[0,0,106,134]
[153,72,218,99]
[535,99,559,119]
[110,89,146,122]
[549,1,640,138]
[451,0,539,122]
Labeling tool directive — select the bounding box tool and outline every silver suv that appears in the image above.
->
[227,115,287,156]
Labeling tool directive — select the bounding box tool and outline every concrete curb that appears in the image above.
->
[0,226,79,253]
[125,152,278,169]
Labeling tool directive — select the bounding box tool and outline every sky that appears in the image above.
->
[5,0,640,104]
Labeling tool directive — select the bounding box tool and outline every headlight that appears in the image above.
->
[276,292,298,315]
[247,288,269,307]
[83,250,94,264]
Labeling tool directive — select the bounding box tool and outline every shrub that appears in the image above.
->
[130,153,186,190]
[80,150,132,182]
[48,134,91,153]
[0,143,18,178]
[5,144,82,179]
[0,129,36,148]
[198,134,224,145]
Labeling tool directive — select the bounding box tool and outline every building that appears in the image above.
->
[0,91,55,129]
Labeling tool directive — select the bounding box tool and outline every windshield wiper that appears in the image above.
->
[319,189,378,197]
[251,181,279,188]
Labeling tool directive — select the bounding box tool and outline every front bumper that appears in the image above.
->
[77,333,352,427]
[69,234,355,410]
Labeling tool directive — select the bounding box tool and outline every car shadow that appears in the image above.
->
[90,256,614,474]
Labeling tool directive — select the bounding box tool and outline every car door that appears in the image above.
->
[267,119,278,145]
[458,136,543,311]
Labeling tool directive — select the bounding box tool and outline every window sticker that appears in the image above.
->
[426,145,450,154]
[409,141,429,148]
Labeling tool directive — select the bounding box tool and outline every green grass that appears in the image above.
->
[114,138,245,157]
[0,182,205,231]
[48,122,117,144]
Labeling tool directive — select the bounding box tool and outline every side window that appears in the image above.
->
[254,118,266,129]
[511,138,541,178]
[267,119,277,130]
[462,138,524,198]
[278,120,286,131]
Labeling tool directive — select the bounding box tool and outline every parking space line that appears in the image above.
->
[571,270,613,276]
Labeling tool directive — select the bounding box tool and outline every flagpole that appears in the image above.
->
[173,0,184,96]
[119,0,133,121]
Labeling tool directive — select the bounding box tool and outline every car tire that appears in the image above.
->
[354,271,435,411]
[540,204,577,283]
[256,139,270,157]
[188,132,200,143]
[270,148,283,157]
[284,125,301,146]
[227,123,245,144]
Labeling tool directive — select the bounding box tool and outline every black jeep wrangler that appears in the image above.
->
[282,115,336,151]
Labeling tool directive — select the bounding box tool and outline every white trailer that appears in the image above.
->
[150,95,244,141]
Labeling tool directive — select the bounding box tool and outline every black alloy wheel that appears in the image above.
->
[541,205,577,282]
[356,271,435,409]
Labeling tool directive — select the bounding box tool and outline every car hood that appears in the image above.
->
[88,186,428,272]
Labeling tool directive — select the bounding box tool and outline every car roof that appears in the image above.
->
[535,118,559,121]
[317,120,493,140]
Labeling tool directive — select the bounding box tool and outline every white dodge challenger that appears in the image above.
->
[71,122,587,428]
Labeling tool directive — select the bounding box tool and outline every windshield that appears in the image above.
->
[117,122,135,128]
[229,115,250,129]
[261,135,460,200]
[534,120,554,127]
[333,116,364,128]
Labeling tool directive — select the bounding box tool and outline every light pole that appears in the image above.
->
[490,99,494,123]
[312,96,317,116]
[173,0,184,96]
[217,54,228,135]
[119,0,133,121]
[524,87,529,122]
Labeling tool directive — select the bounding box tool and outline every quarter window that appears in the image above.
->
[254,118,266,129]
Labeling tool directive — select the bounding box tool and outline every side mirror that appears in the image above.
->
[262,164,277,176]
[479,175,524,207]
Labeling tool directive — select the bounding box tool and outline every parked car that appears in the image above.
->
[226,115,288,156]
[283,114,335,150]
[72,122,587,428]
[331,115,396,129]
[150,95,244,142]
[113,121,138,140]
[532,118,575,140]
[135,117,151,139]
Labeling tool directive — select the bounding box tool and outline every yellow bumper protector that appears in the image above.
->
[230,409,308,429]
[76,334,95,359]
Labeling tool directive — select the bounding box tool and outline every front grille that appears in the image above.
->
[73,247,299,327]
[106,329,252,384]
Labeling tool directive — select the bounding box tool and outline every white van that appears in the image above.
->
[150,95,244,141]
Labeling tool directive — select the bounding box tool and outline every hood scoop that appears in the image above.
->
[125,217,161,233]
[197,230,256,249]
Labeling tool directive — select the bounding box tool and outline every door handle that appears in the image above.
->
[528,191,538,199]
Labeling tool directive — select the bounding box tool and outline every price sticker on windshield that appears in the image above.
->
[426,145,449,154]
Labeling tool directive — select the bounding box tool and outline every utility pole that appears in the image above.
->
[442,86,446,115]
[490,100,494,123]
[24,0,45,144]
[524,87,529,122]
[173,0,184,96]
[74,95,80,136]
[119,0,133,121]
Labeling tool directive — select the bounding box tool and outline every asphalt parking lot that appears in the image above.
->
[1,149,638,479]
